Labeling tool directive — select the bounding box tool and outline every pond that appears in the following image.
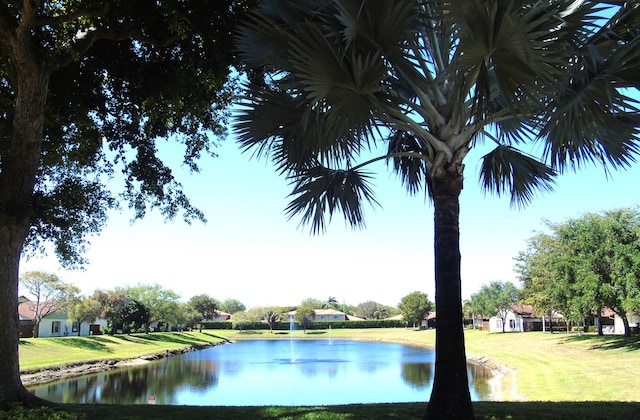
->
[28,340,493,406]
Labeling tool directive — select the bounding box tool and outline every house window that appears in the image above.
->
[51,321,61,335]
[72,322,79,333]
[509,319,515,329]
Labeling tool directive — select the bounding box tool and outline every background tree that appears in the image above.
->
[69,297,102,336]
[532,209,640,337]
[295,306,315,333]
[373,305,388,320]
[516,233,574,333]
[299,298,324,309]
[188,294,219,321]
[19,271,79,338]
[264,307,284,333]
[398,291,433,329]
[93,290,149,335]
[354,301,382,320]
[175,302,202,331]
[126,284,181,329]
[220,298,246,315]
[235,2,639,417]
[475,281,520,333]
[0,0,253,404]
[322,296,339,309]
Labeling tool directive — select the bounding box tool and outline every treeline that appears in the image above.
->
[466,207,640,337]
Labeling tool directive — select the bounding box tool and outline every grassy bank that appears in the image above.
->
[12,328,640,419]
[19,331,227,372]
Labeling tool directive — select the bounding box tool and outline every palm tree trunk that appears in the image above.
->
[425,169,473,420]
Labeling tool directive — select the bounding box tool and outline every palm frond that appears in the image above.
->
[387,130,430,195]
[480,145,556,208]
[285,166,379,234]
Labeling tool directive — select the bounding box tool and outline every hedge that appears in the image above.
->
[201,319,409,331]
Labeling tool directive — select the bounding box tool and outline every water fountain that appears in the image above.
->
[289,317,296,362]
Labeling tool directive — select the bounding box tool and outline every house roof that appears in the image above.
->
[511,304,536,317]
[507,304,564,319]
[213,309,231,317]
[18,301,60,321]
[287,308,347,316]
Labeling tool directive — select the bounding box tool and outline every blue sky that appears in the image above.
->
[20,131,640,309]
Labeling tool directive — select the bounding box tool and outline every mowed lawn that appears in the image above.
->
[19,331,227,371]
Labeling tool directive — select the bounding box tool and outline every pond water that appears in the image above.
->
[28,340,492,406]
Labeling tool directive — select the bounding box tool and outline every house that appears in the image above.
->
[599,308,640,335]
[18,299,107,338]
[212,309,232,321]
[488,304,564,333]
[287,308,349,322]
[421,312,436,329]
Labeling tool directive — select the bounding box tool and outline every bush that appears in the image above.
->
[200,321,233,330]
[0,407,81,420]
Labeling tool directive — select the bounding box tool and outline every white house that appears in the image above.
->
[18,299,107,338]
[488,304,564,333]
[287,308,348,322]
[612,311,640,335]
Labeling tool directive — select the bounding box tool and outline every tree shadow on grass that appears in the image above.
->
[116,333,217,346]
[23,400,640,420]
[49,337,112,352]
[560,334,640,351]
[19,340,34,346]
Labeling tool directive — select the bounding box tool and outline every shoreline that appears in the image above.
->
[21,337,523,402]
[21,341,225,387]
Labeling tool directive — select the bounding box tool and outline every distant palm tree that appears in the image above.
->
[236,1,640,418]
[322,296,339,309]
[373,305,388,320]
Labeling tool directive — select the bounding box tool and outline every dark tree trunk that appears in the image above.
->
[621,314,631,337]
[425,168,473,420]
[597,305,604,336]
[0,38,50,404]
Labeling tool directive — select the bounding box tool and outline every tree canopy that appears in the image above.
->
[398,291,433,328]
[471,281,519,333]
[518,208,640,336]
[0,0,253,403]
[19,271,79,338]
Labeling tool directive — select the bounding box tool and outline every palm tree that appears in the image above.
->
[373,305,388,320]
[235,1,640,418]
[322,296,339,309]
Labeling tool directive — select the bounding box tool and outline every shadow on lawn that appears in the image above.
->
[560,334,640,351]
[114,332,220,347]
[49,337,112,352]
[53,401,640,420]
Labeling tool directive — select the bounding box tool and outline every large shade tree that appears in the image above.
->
[235,1,640,418]
[0,0,252,404]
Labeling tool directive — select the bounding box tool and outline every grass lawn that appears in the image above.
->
[19,331,228,371]
[11,328,640,419]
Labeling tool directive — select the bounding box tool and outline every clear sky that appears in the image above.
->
[20,130,640,309]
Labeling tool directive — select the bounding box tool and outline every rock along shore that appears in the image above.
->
[21,341,226,386]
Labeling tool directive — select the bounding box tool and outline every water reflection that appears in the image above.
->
[28,340,492,406]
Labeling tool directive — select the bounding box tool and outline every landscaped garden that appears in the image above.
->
[7,328,639,419]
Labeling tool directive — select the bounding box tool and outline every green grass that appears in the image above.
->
[19,332,227,371]
[12,328,640,419]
